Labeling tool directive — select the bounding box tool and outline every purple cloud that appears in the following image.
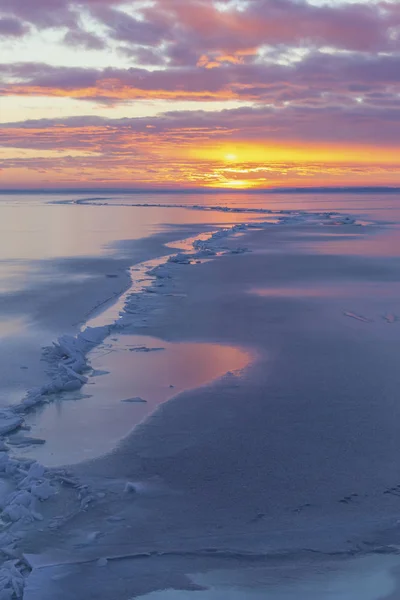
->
[0,0,121,27]
[92,6,169,47]
[63,27,105,50]
[1,51,400,107]
[0,0,75,28]
[0,16,28,36]
[1,99,400,150]
[1,0,399,56]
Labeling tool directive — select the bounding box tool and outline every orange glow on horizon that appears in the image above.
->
[189,142,400,166]
[1,127,400,189]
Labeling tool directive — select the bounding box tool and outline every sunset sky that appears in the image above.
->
[0,0,399,189]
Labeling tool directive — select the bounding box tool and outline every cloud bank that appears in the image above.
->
[0,0,399,187]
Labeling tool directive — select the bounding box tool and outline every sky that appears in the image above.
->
[0,0,399,189]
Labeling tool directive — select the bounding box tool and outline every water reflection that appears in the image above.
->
[0,202,263,263]
[23,334,251,467]
[296,225,400,258]
[0,316,26,338]
[252,281,400,299]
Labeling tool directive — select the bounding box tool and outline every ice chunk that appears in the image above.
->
[128,346,164,353]
[85,532,100,544]
[60,380,82,392]
[230,247,249,254]
[7,436,45,448]
[0,454,19,476]
[0,414,22,436]
[343,311,372,323]
[26,463,45,480]
[121,397,147,404]
[383,313,397,323]
[30,481,56,501]
[124,482,137,493]
[339,216,356,225]
[167,253,191,264]
[147,265,171,279]
[7,490,33,509]
[0,561,25,600]
[96,558,108,567]
[59,365,87,384]
[3,503,33,523]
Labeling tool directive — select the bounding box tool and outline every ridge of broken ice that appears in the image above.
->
[10,210,356,419]
[57,199,360,227]
[15,326,110,414]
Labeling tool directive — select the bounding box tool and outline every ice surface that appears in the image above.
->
[0,206,363,598]
[22,552,400,600]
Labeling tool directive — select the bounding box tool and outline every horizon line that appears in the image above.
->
[1,186,400,195]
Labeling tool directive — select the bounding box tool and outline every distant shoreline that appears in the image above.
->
[1,186,400,195]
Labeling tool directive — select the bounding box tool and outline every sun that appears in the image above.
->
[217,179,250,188]
[224,153,237,162]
